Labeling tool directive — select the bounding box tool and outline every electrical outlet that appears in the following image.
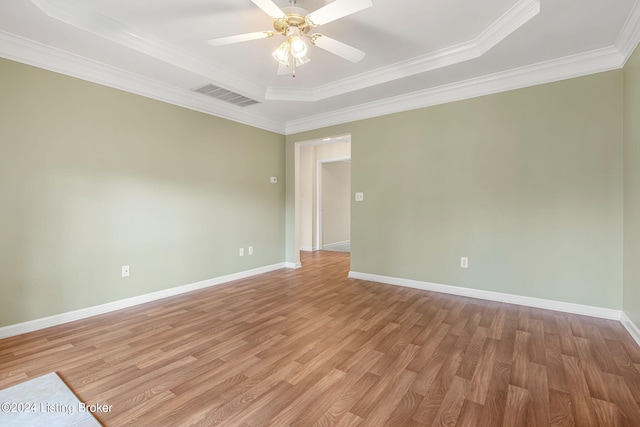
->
[460,257,468,268]
[248,246,254,255]
[355,192,364,202]
[122,265,130,277]
[239,248,244,257]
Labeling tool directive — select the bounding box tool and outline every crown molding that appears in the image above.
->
[31,0,539,104]
[285,46,624,134]
[1,26,626,137]
[30,0,267,102]
[476,0,539,48]
[0,31,285,134]
[266,0,540,102]
[5,0,639,137]
[616,0,640,62]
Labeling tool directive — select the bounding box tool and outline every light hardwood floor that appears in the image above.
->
[1,251,640,426]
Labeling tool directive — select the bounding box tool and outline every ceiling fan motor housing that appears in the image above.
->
[274,6,314,34]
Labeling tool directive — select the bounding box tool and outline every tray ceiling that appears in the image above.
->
[1,0,639,134]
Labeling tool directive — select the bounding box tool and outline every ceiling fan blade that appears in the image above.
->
[306,0,372,27]
[311,34,366,63]
[207,31,274,46]
[251,0,287,19]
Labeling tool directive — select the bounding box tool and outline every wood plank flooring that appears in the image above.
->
[1,251,640,426]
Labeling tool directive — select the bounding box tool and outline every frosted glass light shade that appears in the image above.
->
[294,55,310,66]
[289,35,308,59]
[272,40,290,66]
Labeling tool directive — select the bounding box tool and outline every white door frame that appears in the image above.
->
[316,157,351,250]
[293,134,351,266]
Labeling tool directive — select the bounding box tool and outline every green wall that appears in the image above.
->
[287,70,624,310]
[624,45,640,326]
[0,58,285,327]
[2,45,637,328]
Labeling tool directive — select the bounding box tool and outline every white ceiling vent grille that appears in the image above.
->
[192,84,260,107]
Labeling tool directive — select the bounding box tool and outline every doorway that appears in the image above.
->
[318,159,351,252]
[295,135,351,263]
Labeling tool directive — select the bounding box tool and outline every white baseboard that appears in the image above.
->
[0,262,287,339]
[348,271,622,320]
[3,263,630,341]
[621,312,640,347]
[285,262,302,269]
[299,246,316,252]
[322,240,350,250]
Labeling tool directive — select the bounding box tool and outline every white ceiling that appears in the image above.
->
[1,0,639,134]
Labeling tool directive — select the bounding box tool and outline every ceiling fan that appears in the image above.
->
[207,0,372,77]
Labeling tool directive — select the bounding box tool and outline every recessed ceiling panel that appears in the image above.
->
[0,0,637,133]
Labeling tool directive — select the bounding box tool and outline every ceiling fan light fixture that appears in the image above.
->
[273,25,310,73]
[272,40,291,66]
[289,35,308,59]
[294,54,310,66]
[209,0,370,78]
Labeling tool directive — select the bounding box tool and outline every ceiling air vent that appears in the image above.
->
[192,84,260,107]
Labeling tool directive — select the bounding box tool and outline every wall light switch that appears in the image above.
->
[248,246,254,255]
[355,192,364,202]
[239,248,245,257]
[122,265,130,277]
